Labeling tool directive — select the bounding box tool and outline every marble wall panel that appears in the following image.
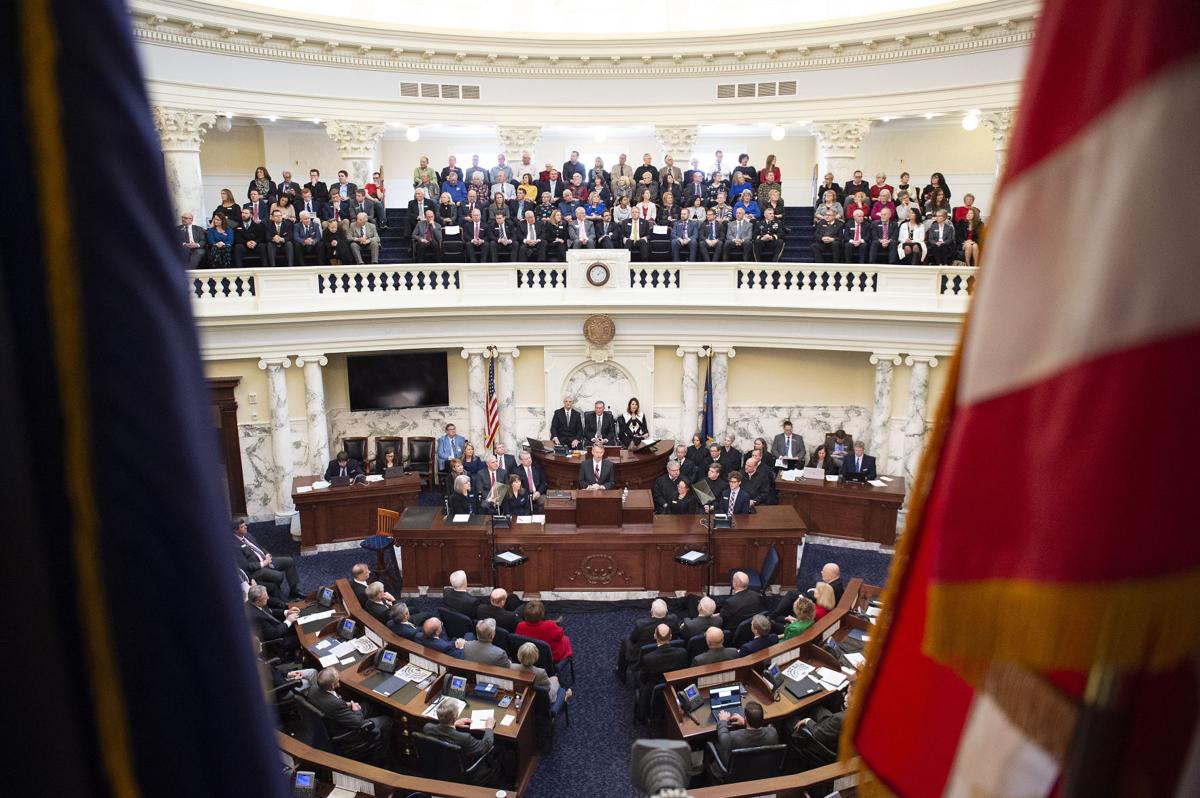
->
[562,361,635,414]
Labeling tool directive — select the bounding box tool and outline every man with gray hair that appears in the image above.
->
[292,210,323,265]
[363,581,393,623]
[653,460,683,514]
[550,394,582,448]
[349,211,381,264]
[387,602,420,640]
[421,696,497,785]
[617,598,680,682]
[463,618,512,667]
[473,455,506,511]
[442,569,480,618]
[308,667,393,765]
[478,587,520,633]
[247,584,300,655]
[681,595,723,638]
[670,444,698,481]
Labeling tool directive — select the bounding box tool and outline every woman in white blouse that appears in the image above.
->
[612,195,633,224]
[897,215,927,264]
[634,188,657,225]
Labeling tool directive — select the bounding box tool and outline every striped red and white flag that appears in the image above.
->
[485,354,499,449]
[848,0,1200,795]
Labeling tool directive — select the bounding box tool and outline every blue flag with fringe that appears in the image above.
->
[701,354,715,442]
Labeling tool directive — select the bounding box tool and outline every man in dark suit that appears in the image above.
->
[305,169,330,206]
[324,451,364,481]
[489,211,515,262]
[442,569,480,618]
[671,208,699,261]
[233,208,265,266]
[696,461,728,512]
[716,701,780,762]
[737,614,778,656]
[841,442,877,481]
[617,599,679,682]
[308,667,393,765]
[680,596,723,639]
[235,519,302,599]
[420,617,466,659]
[653,461,683,513]
[350,562,392,605]
[421,701,498,785]
[741,458,776,507]
[594,211,617,249]
[275,170,301,206]
[697,208,725,262]
[292,211,324,266]
[408,188,437,232]
[463,208,490,263]
[869,207,899,264]
[246,585,299,655]
[387,602,421,640]
[477,587,520,633]
[578,443,615,490]
[671,445,698,481]
[807,563,845,604]
[177,213,207,268]
[582,400,617,445]
[243,188,270,225]
[693,625,738,665]
[826,430,854,465]
[492,443,518,475]
[721,571,764,631]
[621,216,652,261]
[297,187,325,222]
[790,699,846,770]
[473,455,507,511]
[550,395,583,447]
[331,170,358,201]
[721,472,754,515]
[811,210,845,263]
[264,209,295,267]
[362,582,393,623]
[513,451,546,510]
[538,168,563,202]
[842,209,871,264]
[843,170,869,202]
[640,624,688,685]
[518,210,545,262]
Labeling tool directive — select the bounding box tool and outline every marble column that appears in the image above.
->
[710,347,736,442]
[496,126,542,170]
[869,352,902,469]
[295,354,330,476]
[151,106,216,224]
[324,120,387,188]
[462,349,487,448]
[496,347,520,453]
[811,119,872,197]
[258,357,295,523]
[654,125,699,164]
[676,347,702,441]
[981,107,1016,178]
[902,355,939,494]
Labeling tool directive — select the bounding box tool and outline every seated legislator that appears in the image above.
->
[723,208,754,261]
[550,395,583,448]
[324,450,364,481]
[670,207,698,261]
[350,562,394,605]
[583,400,617,445]
[489,210,516,262]
[640,623,688,687]
[812,581,836,621]
[808,444,839,475]
[500,474,532,517]
[617,599,678,681]
[680,596,723,639]
[805,562,846,605]
[246,585,300,655]
[720,472,754,515]
[568,206,595,249]
[621,214,652,262]
[478,588,520,634]
[473,456,507,513]
[716,702,780,765]
[842,209,871,264]
[771,420,805,466]
[387,602,421,640]
[668,479,701,514]
[693,625,739,666]
[235,519,302,599]
[811,210,845,263]
[515,598,572,663]
[618,397,649,446]
[420,617,466,659]
[653,461,683,513]
[721,571,764,631]
[463,208,489,263]
[782,595,816,639]
[738,614,779,656]
[512,450,546,511]
[593,210,617,249]
[512,641,571,703]
[411,210,441,264]
[421,701,498,786]
[841,441,877,481]
[309,667,394,767]
[463,619,512,667]
[443,569,481,618]
[362,581,394,623]
[579,443,615,490]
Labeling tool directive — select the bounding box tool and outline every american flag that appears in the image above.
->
[484,354,499,449]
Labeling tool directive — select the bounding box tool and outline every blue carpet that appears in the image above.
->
[253,493,893,797]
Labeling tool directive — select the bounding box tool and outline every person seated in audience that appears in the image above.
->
[815,173,843,206]
[721,472,753,515]
[683,157,704,184]
[789,690,848,771]
[247,585,300,655]
[321,217,350,265]
[616,598,678,681]
[364,171,386,219]
[244,187,270,225]
[536,189,556,220]
[462,154,488,187]
[681,596,723,638]
[721,571,764,631]
[952,192,977,222]
[589,156,610,186]
[869,172,894,202]
[667,206,696,260]
[461,208,488,263]
[763,187,785,221]
[754,207,784,261]
[412,209,441,263]
[724,207,754,261]
[870,189,896,221]
[516,598,572,663]
[291,211,323,266]
[236,519,303,599]
[263,208,295,266]
[697,460,728,513]
[437,191,460,228]
[499,473,532,516]
[634,185,658,221]
[741,457,775,507]
[633,152,659,184]
[463,618,512,667]
[716,701,780,762]
[681,170,708,207]
[584,186,608,220]
[205,213,233,267]
[363,581,394,623]
[474,455,508,512]
[328,192,352,223]
[583,400,617,445]
[558,150,584,184]
[782,595,816,639]
[897,212,927,264]
[448,473,475,516]
[738,614,778,655]
[177,213,207,269]
[309,667,394,767]
[558,188,582,221]
[610,153,633,186]
[670,444,697,480]
[539,167,564,202]
[349,189,384,230]
[512,641,572,703]
[325,450,363,481]
[811,209,845,263]
[957,206,985,267]
[212,187,242,227]
[921,172,952,206]
[924,187,951,219]
[668,479,701,514]
[568,206,595,250]
[658,191,680,224]
[808,444,839,475]
[654,460,683,513]
[593,210,617,248]
[612,174,634,206]
[744,437,776,471]
[443,458,465,498]
[478,588,520,633]
[516,173,538,204]
[706,188,729,222]
[486,209,515,262]
[331,169,357,201]
[660,172,682,206]
[621,211,651,261]
[844,191,871,226]
[388,602,421,640]
[867,206,899,264]
[813,190,844,224]
[518,210,545,261]
[422,700,498,785]
[296,188,323,221]
[443,569,480,618]
[695,207,724,262]
[639,623,689,691]
[729,171,754,205]
[693,626,738,665]
[842,441,878,481]
[461,443,486,479]
[732,188,760,220]
[271,193,296,223]
[421,617,467,659]
[413,155,437,187]
[812,581,836,621]
[488,153,513,186]
[541,208,569,262]
[894,171,912,199]
[843,169,869,201]
[247,165,276,201]
[926,208,956,265]
[660,154,683,186]
[512,188,537,225]
[568,173,589,203]
[350,562,394,605]
[808,562,845,604]
[755,168,780,207]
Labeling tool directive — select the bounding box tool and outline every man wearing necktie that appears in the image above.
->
[518,451,546,510]
[698,208,723,261]
[580,443,613,490]
[177,212,207,269]
[595,211,615,249]
[292,211,324,265]
[551,395,583,447]
[724,207,752,261]
[235,519,303,600]
[671,207,698,261]
[265,208,294,266]
[844,442,877,481]
[844,208,869,263]
[569,207,595,249]
[473,455,507,512]
[723,472,752,514]
[771,420,806,464]
[465,208,489,263]
[489,211,513,262]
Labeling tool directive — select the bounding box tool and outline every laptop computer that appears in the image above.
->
[329,475,353,487]
[802,467,827,480]
[384,465,405,479]
[526,437,548,452]
[708,684,745,723]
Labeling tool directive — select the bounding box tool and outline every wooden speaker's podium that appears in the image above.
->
[543,489,654,527]
[574,489,624,527]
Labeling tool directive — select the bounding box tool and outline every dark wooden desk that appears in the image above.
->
[392,499,805,594]
[531,438,674,490]
[775,475,904,546]
[687,757,862,797]
[292,474,421,549]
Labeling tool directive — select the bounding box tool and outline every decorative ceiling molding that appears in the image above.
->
[130,0,1038,79]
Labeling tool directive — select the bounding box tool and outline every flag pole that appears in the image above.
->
[1060,664,1129,798]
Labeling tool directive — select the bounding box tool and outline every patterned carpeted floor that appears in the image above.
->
[252,493,894,798]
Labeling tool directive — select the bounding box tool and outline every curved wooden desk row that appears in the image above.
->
[531,438,675,490]
[660,578,870,741]
[687,756,862,797]
[286,579,538,795]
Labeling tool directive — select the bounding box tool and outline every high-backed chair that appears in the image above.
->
[342,437,369,470]
[705,741,787,784]
[405,435,435,487]
[360,508,399,594]
[412,731,491,785]
[729,545,779,595]
[373,436,403,474]
[437,606,475,640]
[531,684,570,753]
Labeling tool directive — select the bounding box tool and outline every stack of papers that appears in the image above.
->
[783,660,815,682]
[778,469,802,482]
[825,474,840,482]
[815,667,848,690]
[312,480,331,489]
[868,479,887,487]
[365,474,384,482]
[515,515,547,524]
[296,485,313,493]
[470,709,495,730]
[451,514,471,522]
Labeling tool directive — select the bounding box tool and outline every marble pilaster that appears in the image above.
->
[151,106,215,224]
[902,355,939,494]
[811,119,872,190]
[710,347,736,440]
[869,352,902,466]
[654,125,699,164]
[496,348,520,453]
[496,126,542,169]
[676,347,702,441]
[324,120,386,187]
[462,349,487,448]
[295,354,330,476]
[981,107,1016,178]
[257,356,295,523]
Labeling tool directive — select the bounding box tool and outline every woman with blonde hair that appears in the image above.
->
[783,595,816,639]
[812,582,836,620]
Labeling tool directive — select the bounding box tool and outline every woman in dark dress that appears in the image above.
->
[247,166,276,202]
[542,209,569,262]
[686,433,707,466]
[212,188,241,227]
[206,213,233,267]
[376,448,400,475]
[500,474,532,517]
[447,474,474,516]
[618,397,649,447]
[443,458,465,499]
[669,479,701,515]
[807,445,839,475]
[461,443,485,478]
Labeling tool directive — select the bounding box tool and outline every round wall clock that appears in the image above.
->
[586,261,610,286]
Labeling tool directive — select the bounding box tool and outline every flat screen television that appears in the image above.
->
[347,352,449,410]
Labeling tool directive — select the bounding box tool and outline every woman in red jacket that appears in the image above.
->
[759,154,781,186]
[515,599,572,662]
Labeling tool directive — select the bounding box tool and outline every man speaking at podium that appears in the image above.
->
[583,400,617,445]
[579,443,615,490]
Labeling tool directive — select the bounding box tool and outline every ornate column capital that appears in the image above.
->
[497,126,542,162]
[904,354,940,368]
[709,346,737,358]
[257,356,292,369]
[811,119,873,160]
[675,346,705,357]
[654,125,699,162]
[460,348,487,359]
[870,352,904,366]
[294,354,328,367]
[152,106,216,152]
[324,120,386,158]
[981,107,1016,151]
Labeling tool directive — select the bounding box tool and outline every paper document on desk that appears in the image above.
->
[301,609,335,623]
[295,485,312,493]
[470,709,495,730]
[451,514,471,522]
[500,714,516,727]
[825,474,840,482]
[325,789,357,798]
[398,663,432,683]
[329,640,358,659]
[783,660,815,682]
[868,479,887,487]
[845,652,866,669]
[365,474,384,482]
[778,469,801,482]
[865,606,882,617]
[816,667,848,689]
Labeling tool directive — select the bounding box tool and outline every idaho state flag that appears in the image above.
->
[847,0,1200,795]
[2,1,285,796]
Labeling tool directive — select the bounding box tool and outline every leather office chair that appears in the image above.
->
[405,435,435,488]
[705,741,788,784]
[731,618,755,650]
[730,545,779,595]
[437,606,475,640]
[412,731,491,785]
[531,684,569,753]
[342,436,369,470]
[294,694,372,755]
[360,508,399,595]
[685,633,709,662]
[374,436,403,474]
[440,227,465,262]
[506,634,557,680]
